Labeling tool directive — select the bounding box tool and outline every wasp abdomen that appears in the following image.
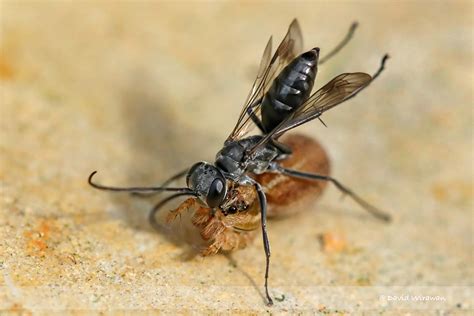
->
[261,48,319,133]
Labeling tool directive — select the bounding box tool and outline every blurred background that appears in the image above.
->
[1,1,472,313]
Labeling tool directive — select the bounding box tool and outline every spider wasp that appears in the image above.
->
[89,19,390,306]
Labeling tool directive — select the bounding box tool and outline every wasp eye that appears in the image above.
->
[206,178,226,208]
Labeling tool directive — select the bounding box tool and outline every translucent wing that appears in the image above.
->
[277,72,372,135]
[226,19,303,142]
[249,72,373,152]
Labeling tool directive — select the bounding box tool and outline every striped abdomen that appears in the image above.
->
[261,48,319,133]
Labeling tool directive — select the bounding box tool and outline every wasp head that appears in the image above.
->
[186,162,227,208]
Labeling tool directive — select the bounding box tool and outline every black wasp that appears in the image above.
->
[89,19,390,306]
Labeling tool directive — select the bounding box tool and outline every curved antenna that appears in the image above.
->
[148,192,198,231]
[88,171,193,194]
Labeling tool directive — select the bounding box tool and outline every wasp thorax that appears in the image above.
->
[215,141,245,174]
[186,162,227,208]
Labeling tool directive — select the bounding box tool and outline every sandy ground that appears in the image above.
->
[1,1,472,314]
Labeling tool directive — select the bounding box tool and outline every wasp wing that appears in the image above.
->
[248,72,372,153]
[276,72,372,136]
[226,19,303,142]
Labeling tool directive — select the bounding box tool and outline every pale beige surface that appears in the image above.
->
[1,1,473,314]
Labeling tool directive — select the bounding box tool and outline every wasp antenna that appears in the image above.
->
[88,171,98,185]
[88,171,192,193]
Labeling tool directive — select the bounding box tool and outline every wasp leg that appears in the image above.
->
[319,22,358,64]
[246,96,266,133]
[276,165,392,222]
[253,181,273,306]
[270,139,293,158]
[131,168,189,198]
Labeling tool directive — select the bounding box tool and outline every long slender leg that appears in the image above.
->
[246,96,265,133]
[132,168,189,198]
[276,165,391,222]
[371,54,389,81]
[341,54,389,106]
[270,139,292,157]
[319,22,358,65]
[253,181,273,306]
